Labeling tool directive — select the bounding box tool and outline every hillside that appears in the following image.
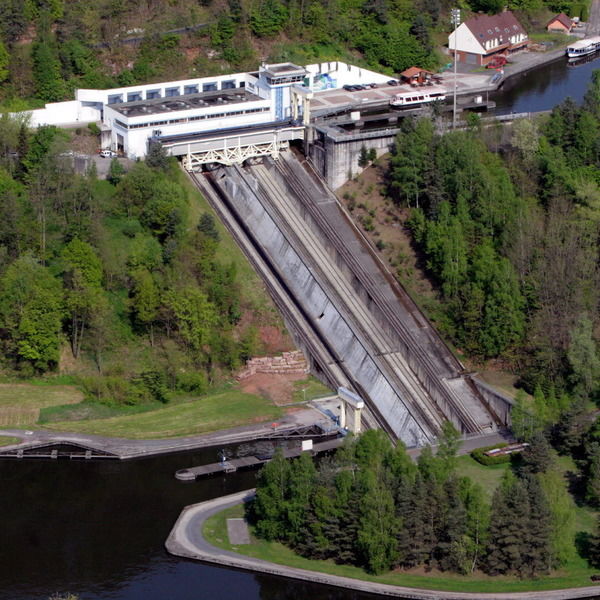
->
[0,0,583,111]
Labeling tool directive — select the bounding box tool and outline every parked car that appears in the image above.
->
[99,149,117,158]
[354,84,365,91]
[387,79,399,86]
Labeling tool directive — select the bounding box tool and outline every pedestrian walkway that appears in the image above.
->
[166,490,600,600]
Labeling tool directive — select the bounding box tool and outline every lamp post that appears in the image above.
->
[451,8,461,129]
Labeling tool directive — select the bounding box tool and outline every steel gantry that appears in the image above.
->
[161,125,305,171]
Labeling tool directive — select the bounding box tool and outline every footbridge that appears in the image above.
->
[187,151,512,447]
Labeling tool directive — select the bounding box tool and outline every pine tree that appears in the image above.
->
[522,475,553,576]
[520,431,554,475]
[435,476,467,572]
[485,473,530,575]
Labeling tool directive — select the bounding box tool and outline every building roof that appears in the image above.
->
[547,12,573,29]
[463,11,527,48]
[400,67,434,78]
[109,88,262,118]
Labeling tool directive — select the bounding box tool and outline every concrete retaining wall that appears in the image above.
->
[469,377,513,427]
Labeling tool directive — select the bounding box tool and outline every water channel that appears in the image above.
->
[492,52,600,113]
[4,54,600,600]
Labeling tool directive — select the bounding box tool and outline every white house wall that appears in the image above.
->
[448,24,485,55]
[17,100,101,127]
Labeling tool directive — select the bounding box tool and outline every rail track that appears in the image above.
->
[269,154,500,431]
[186,151,502,443]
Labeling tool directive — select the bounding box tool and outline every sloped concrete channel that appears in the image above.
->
[190,152,511,446]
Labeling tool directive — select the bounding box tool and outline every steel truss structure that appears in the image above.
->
[182,139,289,170]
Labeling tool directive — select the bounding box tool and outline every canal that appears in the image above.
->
[492,52,600,113]
[0,444,383,600]
[4,54,600,600]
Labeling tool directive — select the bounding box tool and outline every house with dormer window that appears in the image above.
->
[448,11,529,66]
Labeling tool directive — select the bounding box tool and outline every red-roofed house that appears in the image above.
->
[547,13,574,33]
[448,11,529,66]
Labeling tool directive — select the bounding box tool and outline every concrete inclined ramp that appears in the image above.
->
[192,151,508,446]
[165,490,600,600]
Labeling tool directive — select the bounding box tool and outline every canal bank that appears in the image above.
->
[0,406,332,459]
[166,490,600,600]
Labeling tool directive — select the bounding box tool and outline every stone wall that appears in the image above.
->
[237,351,309,380]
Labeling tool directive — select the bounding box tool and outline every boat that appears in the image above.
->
[566,36,600,58]
[389,87,446,108]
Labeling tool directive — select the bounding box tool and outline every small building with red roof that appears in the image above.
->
[547,13,574,33]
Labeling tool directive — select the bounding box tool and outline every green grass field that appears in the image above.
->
[455,454,509,500]
[0,435,21,446]
[0,383,83,427]
[291,376,333,403]
[42,387,283,438]
[203,501,600,593]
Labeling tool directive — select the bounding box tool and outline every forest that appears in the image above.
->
[251,427,599,577]
[0,0,587,111]
[0,118,275,404]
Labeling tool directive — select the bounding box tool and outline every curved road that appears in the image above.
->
[165,490,600,600]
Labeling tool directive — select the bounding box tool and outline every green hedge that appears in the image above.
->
[471,443,511,466]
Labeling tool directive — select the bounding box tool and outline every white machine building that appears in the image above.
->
[20,61,391,159]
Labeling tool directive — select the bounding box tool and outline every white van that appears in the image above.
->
[99,149,117,158]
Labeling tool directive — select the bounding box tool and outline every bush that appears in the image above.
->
[176,371,208,395]
[471,443,510,466]
[87,122,100,136]
[81,375,145,406]
[138,370,170,403]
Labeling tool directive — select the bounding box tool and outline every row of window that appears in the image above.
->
[107,80,241,105]
[113,106,270,130]
[265,75,305,86]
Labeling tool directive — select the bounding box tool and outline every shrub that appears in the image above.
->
[81,375,145,406]
[471,443,510,466]
[176,371,208,395]
[87,122,100,136]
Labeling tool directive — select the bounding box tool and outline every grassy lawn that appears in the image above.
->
[0,383,83,427]
[0,436,21,446]
[203,502,600,593]
[455,454,508,500]
[42,387,283,438]
[292,376,333,403]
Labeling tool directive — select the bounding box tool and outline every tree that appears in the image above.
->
[358,145,369,168]
[145,140,169,170]
[253,448,291,540]
[520,431,554,474]
[250,0,288,37]
[286,452,317,546]
[539,468,576,566]
[436,420,462,477]
[485,473,530,575]
[357,471,398,573]
[107,157,125,186]
[0,255,63,371]
[567,314,600,397]
[31,36,65,102]
[130,268,159,344]
[60,238,104,358]
[522,474,553,576]
[0,39,8,83]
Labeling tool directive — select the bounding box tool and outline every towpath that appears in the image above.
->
[166,490,600,600]
[0,406,329,459]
